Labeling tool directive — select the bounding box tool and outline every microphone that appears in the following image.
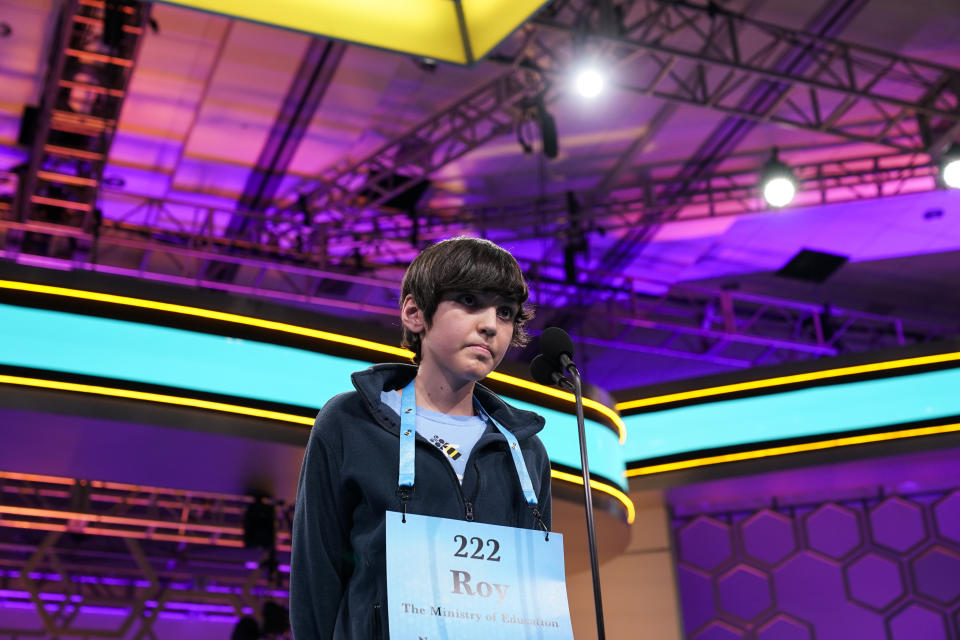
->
[529,354,572,390]
[532,326,607,640]
[540,327,578,377]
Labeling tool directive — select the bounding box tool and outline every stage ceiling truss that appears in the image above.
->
[581,0,873,282]
[2,0,959,379]
[274,0,960,233]
[0,184,952,368]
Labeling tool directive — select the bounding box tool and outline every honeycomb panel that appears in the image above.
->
[844,552,904,611]
[869,497,925,552]
[933,491,960,544]
[804,503,861,560]
[887,604,947,640]
[717,566,772,621]
[678,515,733,571]
[910,547,960,605]
[741,509,796,566]
[672,490,960,639]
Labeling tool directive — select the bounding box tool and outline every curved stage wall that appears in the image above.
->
[0,264,633,522]
[0,263,634,638]
[5,263,960,640]
[617,344,960,482]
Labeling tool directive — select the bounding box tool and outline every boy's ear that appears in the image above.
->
[400,294,426,335]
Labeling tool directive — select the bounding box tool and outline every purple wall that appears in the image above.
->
[672,489,960,639]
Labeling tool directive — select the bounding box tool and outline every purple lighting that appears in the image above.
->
[79,605,130,616]
[165,601,240,614]
[0,590,67,601]
[156,611,241,623]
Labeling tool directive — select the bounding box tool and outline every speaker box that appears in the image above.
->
[776,249,848,283]
[243,499,276,549]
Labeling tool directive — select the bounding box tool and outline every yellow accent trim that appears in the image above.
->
[0,279,413,358]
[488,371,626,443]
[625,422,960,477]
[551,469,635,524]
[0,374,316,426]
[616,352,960,412]
[0,280,626,442]
[0,373,635,523]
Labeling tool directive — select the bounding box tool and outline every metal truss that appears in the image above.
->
[560,281,952,369]
[582,0,871,277]
[239,150,938,247]
[395,151,941,242]
[272,64,548,220]
[537,0,960,154]
[0,471,290,638]
[214,38,347,284]
[1,181,956,369]
[273,0,960,233]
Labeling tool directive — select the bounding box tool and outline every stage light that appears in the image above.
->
[763,176,796,207]
[760,150,797,207]
[574,67,605,98]
[941,144,960,189]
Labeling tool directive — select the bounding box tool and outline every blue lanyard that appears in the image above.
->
[397,378,538,508]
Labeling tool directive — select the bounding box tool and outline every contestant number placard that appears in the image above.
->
[385,511,574,640]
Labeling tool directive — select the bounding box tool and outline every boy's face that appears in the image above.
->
[402,290,519,385]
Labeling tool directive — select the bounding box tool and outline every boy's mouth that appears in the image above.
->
[466,344,494,358]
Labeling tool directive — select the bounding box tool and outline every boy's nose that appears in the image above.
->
[477,306,498,335]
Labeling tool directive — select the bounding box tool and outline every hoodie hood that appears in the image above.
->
[350,362,546,440]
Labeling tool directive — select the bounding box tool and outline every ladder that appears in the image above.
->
[10,0,148,261]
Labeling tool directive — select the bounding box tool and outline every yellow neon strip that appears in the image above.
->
[616,352,960,412]
[0,280,626,442]
[0,374,316,426]
[488,371,626,443]
[0,279,413,358]
[0,373,634,523]
[626,422,960,477]
[551,469,635,524]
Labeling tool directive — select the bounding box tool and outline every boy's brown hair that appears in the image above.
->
[400,236,533,364]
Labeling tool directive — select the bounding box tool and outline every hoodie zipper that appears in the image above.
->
[417,435,481,521]
[369,393,488,522]
[373,603,382,639]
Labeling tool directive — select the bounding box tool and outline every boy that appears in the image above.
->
[290,237,552,639]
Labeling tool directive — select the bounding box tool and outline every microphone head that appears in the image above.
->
[540,326,575,365]
[530,354,560,387]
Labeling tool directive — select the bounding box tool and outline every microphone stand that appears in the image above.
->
[560,364,606,640]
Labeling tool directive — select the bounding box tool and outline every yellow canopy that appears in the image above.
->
[159,0,550,65]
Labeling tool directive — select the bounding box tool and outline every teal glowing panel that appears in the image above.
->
[0,303,625,485]
[0,303,366,405]
[624,367,960,462]
[506,398,625,488]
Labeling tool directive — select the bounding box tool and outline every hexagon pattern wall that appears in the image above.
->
[672,489,960,639]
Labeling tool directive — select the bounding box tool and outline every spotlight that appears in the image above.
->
[940,144,960,189]
[574,67,605,99]
[760,150,797,208]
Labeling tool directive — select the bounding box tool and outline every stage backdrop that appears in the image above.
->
[671,487,960,639]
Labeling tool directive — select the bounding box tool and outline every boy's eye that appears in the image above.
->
[457,293,477,306]
[497,306,517,321]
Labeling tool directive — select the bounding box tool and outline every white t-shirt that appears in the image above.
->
[381,390,488,483]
